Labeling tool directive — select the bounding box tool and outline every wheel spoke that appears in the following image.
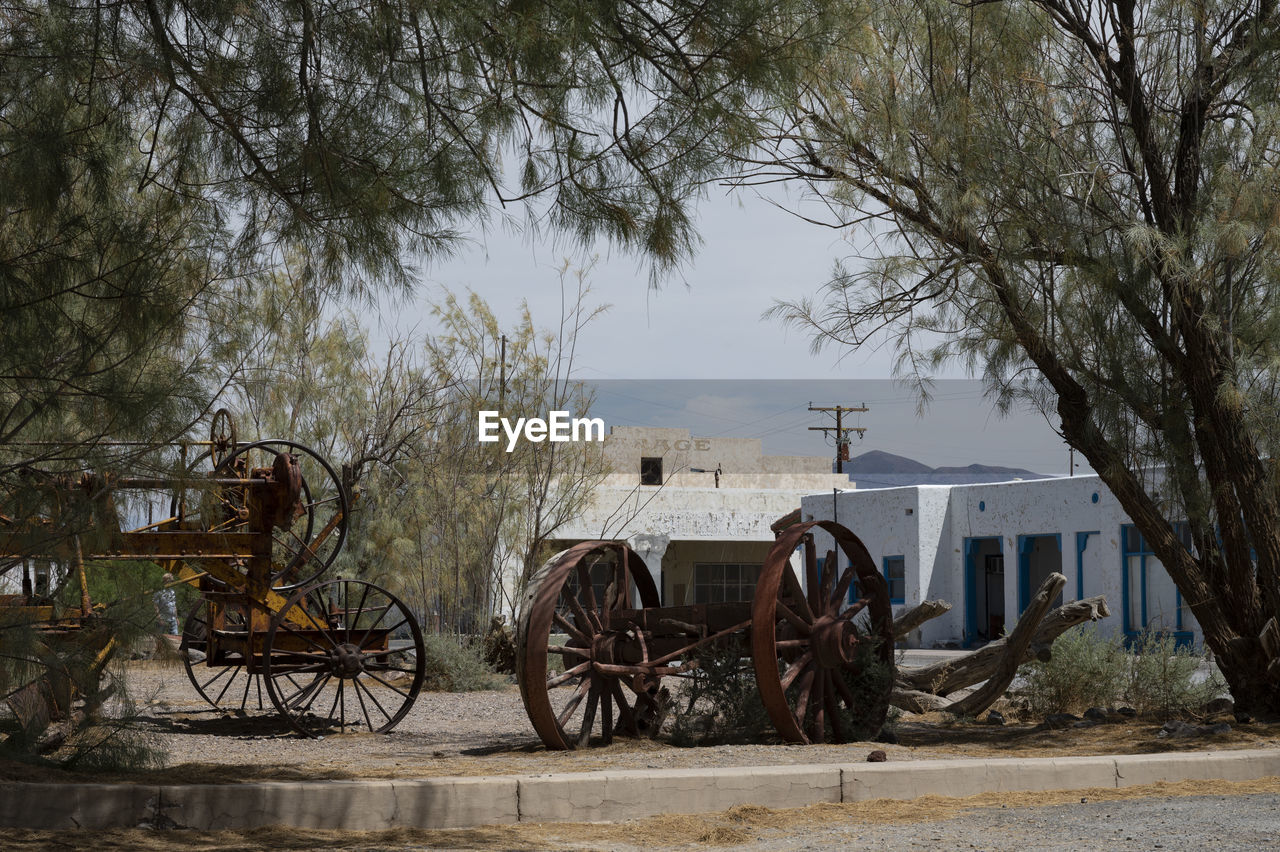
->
[779,650,813,692]
[577,679,600,747]
[804,538,820,614]
[547,661,590,688]
[328,679,344,730]
[576,564,603,633]
[556,678,591,729]
[832,564,857,612]
[839,598,870,621]
[610,679,637,737]
[281,672,331,712]
[820,549,836,616]
[360,669,415,701]
[349,677,375,730]
[824,674,846,743]
[565,589,596,640]
[831,670,859,718]
[810,668,827,743]
[277,616,334,655]
[354,676,394,724]
[201,666,239,705]
[792,664,816,731]
[782,564,815,623]
[600,688,614,746]
[552,612,590,646]
[775,601,813,635]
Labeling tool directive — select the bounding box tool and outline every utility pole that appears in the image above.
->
[808,403,868,474]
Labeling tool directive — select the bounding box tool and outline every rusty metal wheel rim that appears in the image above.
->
[517,541,661,750]
[752,521,894,744]
[208,408,238,468]
[262,578,425,737]
[180,598,272,713]
[210,439,349,590]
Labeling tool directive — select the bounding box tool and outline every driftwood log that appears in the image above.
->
[890,572,1111,716]
[893,599,952,640]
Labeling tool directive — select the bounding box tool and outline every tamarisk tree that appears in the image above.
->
[760,0,1280,713]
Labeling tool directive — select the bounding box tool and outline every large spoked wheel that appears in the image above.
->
[209,408,238,468]
[752,521,894,744]
[179,599,271,713]
[211,440,349,590]
[517,541,662,750]
[262,579,425,738]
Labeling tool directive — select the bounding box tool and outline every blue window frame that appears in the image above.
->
[1075,531,1099,601]
[882,555,906,604]
[1120,523,1193,648]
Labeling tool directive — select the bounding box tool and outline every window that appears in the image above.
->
[1121,523,1193,644]
[693,563,761,603]
[640,456,663,486]
[883,555,906,604]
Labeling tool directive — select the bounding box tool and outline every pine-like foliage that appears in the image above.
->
[761,0,1280,713]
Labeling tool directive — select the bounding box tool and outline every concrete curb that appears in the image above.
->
[3,749,1279,831]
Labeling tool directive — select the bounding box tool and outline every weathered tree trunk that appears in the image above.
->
[898,593,1111,695]
[946,574,1064,716]
[890,575,1111,716]
[892,599,952,641]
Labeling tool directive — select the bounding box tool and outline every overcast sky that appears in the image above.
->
[372,190,1080,474]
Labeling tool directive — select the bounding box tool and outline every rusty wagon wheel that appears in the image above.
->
[209,439,348,590]
[751,521,894,744]
[261,578,425,737]
[179,598,271,713]
[517,541,662,750]
[208,408,238,468]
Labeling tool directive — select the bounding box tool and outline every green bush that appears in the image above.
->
[668,637,892,745]
[1021,626,1226,718]
[1125,630,1225,717]
[419,633,502,692]
[668,645,775,746]
[1021,626,1128,716]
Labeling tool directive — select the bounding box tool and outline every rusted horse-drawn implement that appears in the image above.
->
[0,413,424,738]
[516,521,895,749]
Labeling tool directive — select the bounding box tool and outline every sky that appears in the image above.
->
[371,189,1080,475]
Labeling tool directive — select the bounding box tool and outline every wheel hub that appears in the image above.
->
[811,615,858,669]
[331,642,365,678]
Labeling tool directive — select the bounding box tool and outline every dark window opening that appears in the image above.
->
[640,456,663,485]
[883,555,906,604]
[693,563,761,603]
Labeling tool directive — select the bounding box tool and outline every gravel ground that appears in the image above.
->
[7,661,1280,850]
[123,659,920,780]
[104,658,1280,783]
[704,790,1280,851]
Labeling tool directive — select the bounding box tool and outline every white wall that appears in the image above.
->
[803,474,1190,648]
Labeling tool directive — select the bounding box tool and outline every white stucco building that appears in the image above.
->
[549,426,849,606]
[801,474,1198,649]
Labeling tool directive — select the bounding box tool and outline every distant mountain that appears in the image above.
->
[844,450,933,474]
[846,451,1039,477]
[934,463,1039,475]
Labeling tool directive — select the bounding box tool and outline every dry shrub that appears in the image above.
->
[1021,626,1226,717]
